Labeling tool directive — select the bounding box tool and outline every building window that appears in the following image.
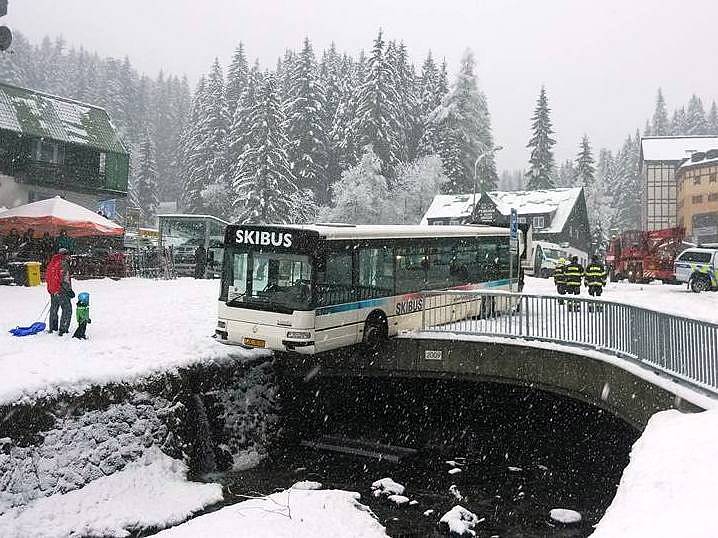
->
[32,139,64,164]
[99,152,106,176]
[532,216,545,229]
[709,193,718,202]
[692,195,703,204]
[710,173,716,183]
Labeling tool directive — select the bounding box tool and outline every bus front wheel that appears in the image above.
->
[362,313,388,352]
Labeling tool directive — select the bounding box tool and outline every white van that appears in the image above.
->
[674,247,718,292]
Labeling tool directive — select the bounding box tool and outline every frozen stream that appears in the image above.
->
[199,377,638,537]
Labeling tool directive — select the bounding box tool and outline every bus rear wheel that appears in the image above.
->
[362,314,388,352]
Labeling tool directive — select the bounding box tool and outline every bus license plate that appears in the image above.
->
[243,337,266,348]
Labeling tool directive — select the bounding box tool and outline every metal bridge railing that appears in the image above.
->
[419,289,718,395]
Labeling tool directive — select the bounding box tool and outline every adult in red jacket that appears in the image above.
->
[46,248,74,335]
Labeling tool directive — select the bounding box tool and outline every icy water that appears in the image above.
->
[210,377,638,537]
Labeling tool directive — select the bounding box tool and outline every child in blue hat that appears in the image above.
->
[72,292,91,340]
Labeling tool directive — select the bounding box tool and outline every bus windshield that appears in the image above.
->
[224,250,312,312]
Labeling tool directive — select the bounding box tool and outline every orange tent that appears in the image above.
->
[0,197,124,238]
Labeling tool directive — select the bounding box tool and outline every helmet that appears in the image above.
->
[78,292,90,305]
[558,257,567,265]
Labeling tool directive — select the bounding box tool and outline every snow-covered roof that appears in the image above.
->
[640,136,718,162]
[420,194,478,224]
[678,154,718,171]
[421,188,583,234]
[0,81,128,154]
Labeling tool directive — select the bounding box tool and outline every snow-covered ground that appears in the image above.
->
[0,449,223,538]
[524,276,718,324]
[0,278,267,405]
[153,486,389,538]
[591,408,718,538]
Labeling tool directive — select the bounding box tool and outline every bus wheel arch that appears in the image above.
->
[362,310,388,350]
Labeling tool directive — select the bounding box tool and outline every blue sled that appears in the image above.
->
[9,322,47,336]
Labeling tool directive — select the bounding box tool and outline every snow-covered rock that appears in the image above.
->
[387,494,410,505]
[449,484,464,501]
[0,449,222,538]
[153,489,388,538]
[448,467,462,475]
[371,477,405,497]
[549,508,582,524]
[439,505,483,537]
[292,480,323,491]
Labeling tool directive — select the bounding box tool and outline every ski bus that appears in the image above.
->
[215,224,522,354]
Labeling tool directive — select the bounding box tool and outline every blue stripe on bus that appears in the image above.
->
[315,278,514,316]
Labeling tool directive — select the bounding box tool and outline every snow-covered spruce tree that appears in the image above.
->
[134,126,160,225]
[575,135,595,190]
[226,42,249,115]
[426,49,497,193]
[391,41,421,162]
[417,53,450,157]
[708,101,718,136]
[591,147,619,252]
[319,145,388,224]
[651,88,670,136]
[556,159,577,188]
[321,44,351,188]
[525,86,557,190]
[331,52,363,172]
[196,59,231,218]
[285,38,329,203]
[231,75,300,224]
[384,154,448,224]
[610,133,642,231]
[178,77,209,213]
[685,94,708,135]
[671,106,687,135]
[351,30,403,178]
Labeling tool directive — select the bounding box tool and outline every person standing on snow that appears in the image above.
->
[584,255,607,297]
[46,248,74,335]
[564,256,584,309]
[553,258,568,303]
[194,245,207,279]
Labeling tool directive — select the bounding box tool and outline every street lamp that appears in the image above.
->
[473,145,503,211]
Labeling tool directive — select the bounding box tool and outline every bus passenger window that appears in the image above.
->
[358,247,394,299]
[396,246,427,293]
[316,251,353,306]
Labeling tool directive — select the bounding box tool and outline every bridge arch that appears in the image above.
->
[277,338,706,431]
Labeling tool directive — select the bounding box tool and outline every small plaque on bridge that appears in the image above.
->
[424,350,443,361]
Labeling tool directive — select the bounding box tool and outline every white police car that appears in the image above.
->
[674,247,718,293]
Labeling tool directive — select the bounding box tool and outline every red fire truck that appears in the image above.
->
[605,227,685,284]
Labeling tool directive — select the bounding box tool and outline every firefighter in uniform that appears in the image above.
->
[584,255,607,297]
[564,256,584,310]
[554,258,567,303]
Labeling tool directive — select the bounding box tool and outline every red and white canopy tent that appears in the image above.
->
[0,197,124,238]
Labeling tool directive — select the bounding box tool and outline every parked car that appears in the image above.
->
[673,247,718,292]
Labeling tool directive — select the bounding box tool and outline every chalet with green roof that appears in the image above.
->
[0,81,129,211]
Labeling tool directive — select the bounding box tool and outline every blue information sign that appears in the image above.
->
[510,207,518,239]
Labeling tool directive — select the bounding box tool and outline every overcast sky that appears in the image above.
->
[8,0,718,171]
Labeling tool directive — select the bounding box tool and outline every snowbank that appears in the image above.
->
[0,449,223,538]
[525,276,718,325]
[591,409,718,538]
[371,477,405,497]
[0,278,268,404]
[153,488,388,538]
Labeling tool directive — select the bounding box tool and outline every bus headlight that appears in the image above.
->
[217,320,226,328]
[286,330,311,339]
